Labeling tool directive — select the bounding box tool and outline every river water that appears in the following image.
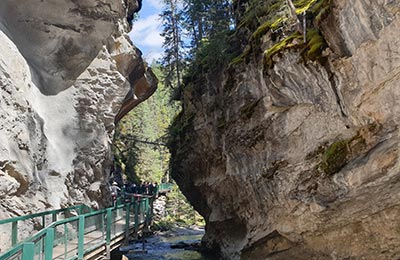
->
[121,227,218,260]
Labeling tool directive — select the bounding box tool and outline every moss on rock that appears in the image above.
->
[303,29,327,60]
[321,140,349,175]
[264,32,302,68]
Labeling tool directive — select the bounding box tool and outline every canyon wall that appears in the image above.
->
[170,0,400,259]
[0,0,155,249]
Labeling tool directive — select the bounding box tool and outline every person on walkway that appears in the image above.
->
[153,182,158,197]
[148,182,154,195]
[139,182,145,194]
[130,183,137,194]
[110,182,121,204]
[154,182,159,197]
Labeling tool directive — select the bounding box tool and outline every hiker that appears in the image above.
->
[110,182,121,202]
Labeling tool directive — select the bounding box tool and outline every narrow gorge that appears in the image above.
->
[0,0,399,260]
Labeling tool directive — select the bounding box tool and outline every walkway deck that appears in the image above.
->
[0,183,173,260]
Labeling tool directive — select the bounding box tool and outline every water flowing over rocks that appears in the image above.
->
[0,0,155,250]
[170,0,400,259]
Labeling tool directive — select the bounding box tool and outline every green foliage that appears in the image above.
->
[320,131,369,175]
[313,0,332,23]
[262,28,327,68]
[264,32,302,68]
[160,0,185,90]
[321,140,349,175]
[167,111,196,153]
[230,0,332,67]
[238,0,285,30]
[229,45,251,66]
[294,0,317,14]
[251,21,272,42]
[114,64,204,229]
[303,29,326,60]
[114,65,181,183]
[157,185,205,229]
[190,30,236,74]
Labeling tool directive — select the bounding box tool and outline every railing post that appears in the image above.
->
[149,197,154,225]
[52,213,57,223]
[106,208,112,259]
[45,228,55,260]
[22,242,34,260]
[125,202,131,244]
[142,199,146,221]
[64,223,68,260]
[134,198,139,239]
[144,198,149,229]
[11,221,18,246]
[42,215,46,228]
[78,215,85,259]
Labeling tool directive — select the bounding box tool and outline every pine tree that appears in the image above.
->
[160,0,185,90]
[183,0,232,51]
[182,0,209,50]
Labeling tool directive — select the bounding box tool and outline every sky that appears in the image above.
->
[128,0,164,63]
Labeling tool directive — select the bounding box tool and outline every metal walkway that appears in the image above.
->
[0,183,173,260]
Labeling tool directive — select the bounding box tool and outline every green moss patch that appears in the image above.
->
[229,47,251,66]
[302,29,327,61]
[251,21,273,41]
[232,0,332,67]
[320,127,374,176]
[264,32,302,68]
[321,140,349,175]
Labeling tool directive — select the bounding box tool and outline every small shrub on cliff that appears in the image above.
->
[264,32,302,68]
[302,29,327,61]
[321,140,349,175]
[232,0,332,67]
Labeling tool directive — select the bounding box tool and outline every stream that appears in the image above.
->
[120,227,218,260]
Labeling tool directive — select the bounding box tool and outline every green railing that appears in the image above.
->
[0,204,92,250]
[158,183,174,192]
[0,196,154,260]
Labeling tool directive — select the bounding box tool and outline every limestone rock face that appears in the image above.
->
[0,0,141,95]
[0,0,155,251]
[170,0,400,259]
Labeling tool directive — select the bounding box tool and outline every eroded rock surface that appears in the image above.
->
[0,0,155,251]
[170,0,400,259]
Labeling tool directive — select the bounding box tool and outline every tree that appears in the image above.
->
[183,0,232,52]
[160,0,186,90]
[113,65,181,183]
[182,0,209,50]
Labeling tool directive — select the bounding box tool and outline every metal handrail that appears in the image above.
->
[0,205,89,225]
[158,183,174,191]
[0,204,92,250]
[0,196,155,260]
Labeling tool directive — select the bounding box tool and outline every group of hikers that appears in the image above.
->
[110,181,159,201]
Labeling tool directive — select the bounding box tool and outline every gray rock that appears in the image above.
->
[170,0,400,259]
[0,0,156,251]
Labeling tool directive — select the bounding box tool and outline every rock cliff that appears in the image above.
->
[0,0,156,249]
[170,0,400,259]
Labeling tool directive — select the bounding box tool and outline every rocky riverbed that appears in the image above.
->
[120,226,217,260]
